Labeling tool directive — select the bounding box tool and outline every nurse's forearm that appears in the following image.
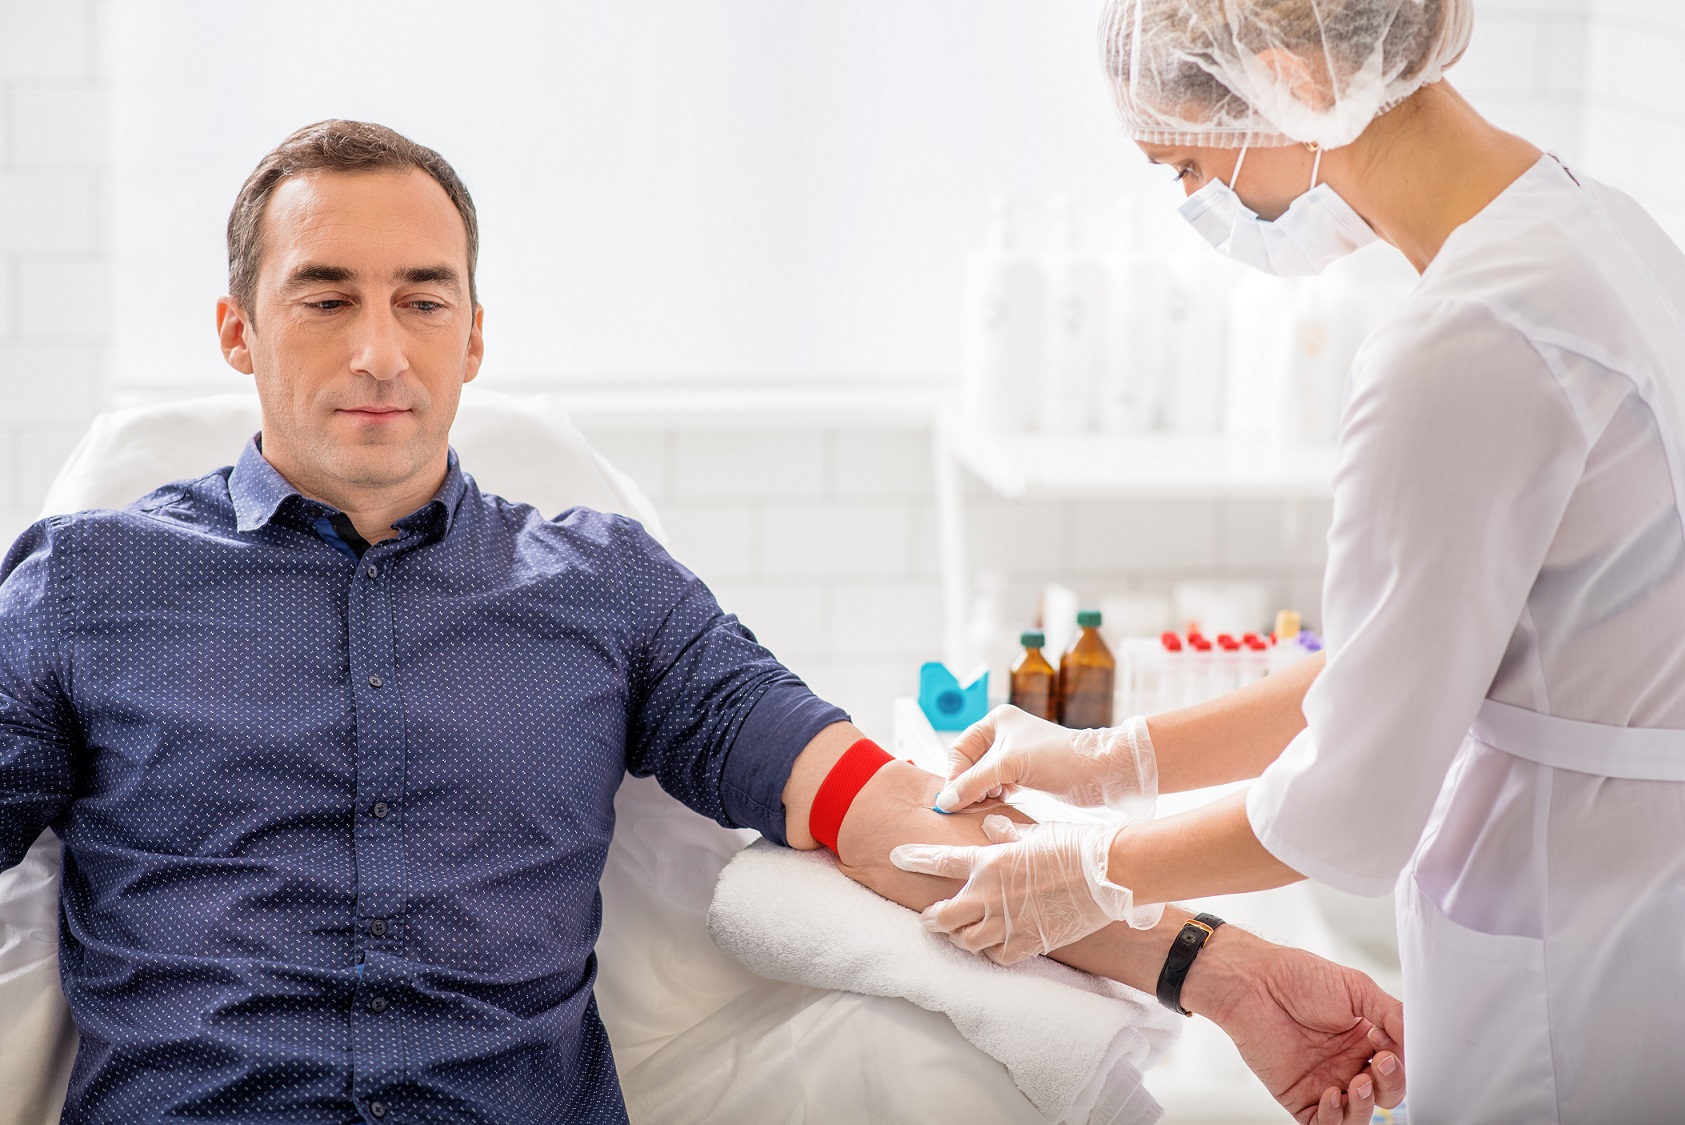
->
[1148,651,1324,792]
[827,758,1233,1010]
[1108,788,1303,905]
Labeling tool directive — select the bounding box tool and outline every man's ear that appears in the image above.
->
[216,297,256,376]
[1254,47,1334,112]
[462,303,485,385]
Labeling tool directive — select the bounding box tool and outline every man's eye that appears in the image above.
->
[409,301,443,313]
[309,300,349,311]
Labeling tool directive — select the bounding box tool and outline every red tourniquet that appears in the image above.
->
[808,738,894,853]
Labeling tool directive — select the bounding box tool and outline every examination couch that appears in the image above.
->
[0,388,1059,1125]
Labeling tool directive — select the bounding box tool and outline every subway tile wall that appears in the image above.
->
[0,0,109,548]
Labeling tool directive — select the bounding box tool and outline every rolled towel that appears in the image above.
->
[709,841,1182,1125]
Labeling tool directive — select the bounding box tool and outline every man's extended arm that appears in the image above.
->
[780,725,1401,1124]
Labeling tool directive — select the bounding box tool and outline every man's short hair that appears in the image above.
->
[226,119,479,318]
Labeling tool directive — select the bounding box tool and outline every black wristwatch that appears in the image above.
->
[1155,913,1225,1016]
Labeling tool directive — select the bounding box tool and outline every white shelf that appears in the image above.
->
[947,424,1336,501]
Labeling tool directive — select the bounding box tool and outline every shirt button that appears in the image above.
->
[372,802,389,819]
[365,564,380,579]
[370,996,388,1013]
[370,1102,387,1119]
[368,674,383,689]
[370,919,387,937]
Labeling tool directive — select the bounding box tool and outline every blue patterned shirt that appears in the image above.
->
[0,439,846,1124]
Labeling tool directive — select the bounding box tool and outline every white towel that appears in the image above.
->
[709,841,1182,1125]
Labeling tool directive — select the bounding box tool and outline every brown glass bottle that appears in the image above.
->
[1009,631,1057,721]
[1057,610,1115,729]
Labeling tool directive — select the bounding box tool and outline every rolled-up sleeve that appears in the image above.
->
[611,517,848,845]
[0,519,78,871]
[1247,301,1587,896]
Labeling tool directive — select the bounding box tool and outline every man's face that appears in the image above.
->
[217,168,484,498]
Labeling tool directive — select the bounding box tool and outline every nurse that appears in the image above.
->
[891,0,1685,1120]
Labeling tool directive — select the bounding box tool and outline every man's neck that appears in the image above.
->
[261,444,450,545]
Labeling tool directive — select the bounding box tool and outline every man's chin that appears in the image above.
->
[317,443,443,493]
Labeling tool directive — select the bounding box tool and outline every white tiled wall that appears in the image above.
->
[581,419,1332,735]
[1454,0,1592,159]
[0,0,110,547]
[1581,0,1685,243]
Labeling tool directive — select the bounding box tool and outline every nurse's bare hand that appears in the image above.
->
[1187,928,1405,1123]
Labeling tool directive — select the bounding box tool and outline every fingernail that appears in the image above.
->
[934,787,960,811]
[1376,1054,1396,1076]
[1353,1076,1372,1100]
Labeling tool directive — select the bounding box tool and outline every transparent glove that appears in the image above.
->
[935,706,1158,818]
[890,815,1165,965]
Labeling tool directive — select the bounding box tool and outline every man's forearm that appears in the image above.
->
[779,720,866,851]
[1147,651,1324,792]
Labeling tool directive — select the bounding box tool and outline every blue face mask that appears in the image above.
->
[1178,146,1378,277]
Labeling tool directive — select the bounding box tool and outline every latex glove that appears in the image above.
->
[934,706,1157,818]
[889,815,1165,965]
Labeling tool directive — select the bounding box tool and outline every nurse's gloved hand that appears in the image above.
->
[935,706,1158,818]
[890,816,1164,965]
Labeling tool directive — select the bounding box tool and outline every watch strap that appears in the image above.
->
[1155,913,1225,1016]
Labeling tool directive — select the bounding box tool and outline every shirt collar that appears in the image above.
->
[229,435,468,541]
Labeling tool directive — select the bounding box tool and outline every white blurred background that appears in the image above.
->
[1,0,1680,767]
[3,2,1684,1119]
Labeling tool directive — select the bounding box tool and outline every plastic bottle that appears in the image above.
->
[1223,272,1301,442]
[1100,195,1170,434]
[1009,630,1058,722]
[1163,231,1246,437]
[1151,630,1184,712]
[1241,632,1270,686]
[1215,633,1243,695]
[1041,195,1108,434]
[964,195,1046,434]
[1185,632,1215,704]
[1058,610,1116,729]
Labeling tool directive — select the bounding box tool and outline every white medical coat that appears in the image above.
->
[1247,155,1685,1122]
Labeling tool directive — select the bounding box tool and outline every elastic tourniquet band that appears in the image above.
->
[809,738,894,853]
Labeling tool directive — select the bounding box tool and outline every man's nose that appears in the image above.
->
[348,304,408,382]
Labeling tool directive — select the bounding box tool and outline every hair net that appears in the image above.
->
[1100,0,1473,150]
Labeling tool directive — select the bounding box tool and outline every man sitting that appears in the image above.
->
[0,119,1399,1124]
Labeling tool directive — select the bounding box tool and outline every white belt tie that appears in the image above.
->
[1470,699,1685,782]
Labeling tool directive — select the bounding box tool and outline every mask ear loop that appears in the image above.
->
[1229,145,1250,192]
[1307,142,1323,191]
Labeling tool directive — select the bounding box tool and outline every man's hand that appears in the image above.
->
[1184,927,1406,1124]
[812,758,1403,1121]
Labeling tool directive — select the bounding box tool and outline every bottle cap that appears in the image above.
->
[1218,635,1240,650]
[1274,609,1302,643]
[1020,630,1046,648]
[1190,636,1213,651]
[1160,632,1183,652]
[1076,610,1102,628]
